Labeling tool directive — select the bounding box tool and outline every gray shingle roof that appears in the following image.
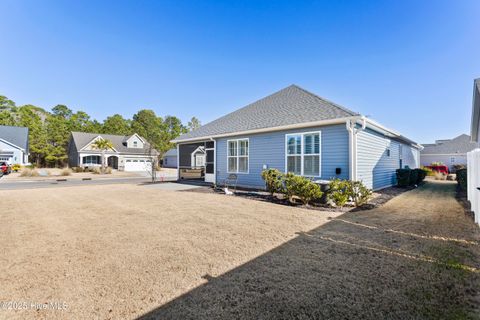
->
[70,132,156,155]
[421,134,478,154]
[174,85,359,141]
[163,148,177,157]
[0,125,29,151]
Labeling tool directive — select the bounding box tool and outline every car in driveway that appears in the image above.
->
[0,162,11,177]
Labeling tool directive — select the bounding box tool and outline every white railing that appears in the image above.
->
[467,148,480,225]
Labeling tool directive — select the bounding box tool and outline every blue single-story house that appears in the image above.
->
[173,85,422,190]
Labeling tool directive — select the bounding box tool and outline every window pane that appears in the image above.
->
[287,135,301,155]
[304,133,319,154]
[239,140,248,156]
[287,156,301,175]
[238,157,248,173]
[228,157,237,172]
[228,141,237,156]
[304,155,320,176]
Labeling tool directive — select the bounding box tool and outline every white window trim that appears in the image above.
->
[284,131,322,177]
[227,138,249,174]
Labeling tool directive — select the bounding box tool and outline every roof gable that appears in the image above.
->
[174,85,358,142]
[0,125,29,151]
[80,135,118,152]
[70,132,156,155]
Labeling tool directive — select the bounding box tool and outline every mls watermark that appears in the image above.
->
[0,301,68,310]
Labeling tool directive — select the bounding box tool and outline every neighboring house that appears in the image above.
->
[173,85,422,190]
[0,125,29,165]
[68,132,158,171]
[162,148,178,168]
[420,134,478,170]
[468,78,480,225]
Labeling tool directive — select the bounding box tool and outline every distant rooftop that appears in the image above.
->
[421,134,478,154]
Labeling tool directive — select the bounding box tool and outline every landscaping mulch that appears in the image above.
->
[183,184,417,212]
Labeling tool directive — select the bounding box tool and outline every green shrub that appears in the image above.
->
[327,178,351,207]
[261,168,285,196]
[349,180,372,207]
[409,169,418,185]
[456,168,467,191]
[283,173,323,205]
[416,168,427,183]
[327,179,372,207]
[396,169,411,187]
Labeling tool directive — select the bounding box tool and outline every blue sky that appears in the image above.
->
[0,0,479,143]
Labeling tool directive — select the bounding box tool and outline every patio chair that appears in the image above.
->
[224,173,238,192]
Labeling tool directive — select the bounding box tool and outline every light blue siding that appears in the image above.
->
[357,128,419,190]
[215,124,349,189]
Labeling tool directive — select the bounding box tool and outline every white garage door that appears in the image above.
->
[124,159,152,172]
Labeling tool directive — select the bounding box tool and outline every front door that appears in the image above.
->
[204,141,215,183]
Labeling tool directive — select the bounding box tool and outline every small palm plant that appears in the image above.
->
[91,138,114,173]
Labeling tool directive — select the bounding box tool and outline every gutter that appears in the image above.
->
[172,116,360,144]
[346,116,367,181]
[172,115,421,149]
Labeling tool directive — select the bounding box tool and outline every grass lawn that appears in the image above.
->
[0,181,478,319]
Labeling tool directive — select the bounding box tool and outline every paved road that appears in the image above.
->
[0,176,177,190]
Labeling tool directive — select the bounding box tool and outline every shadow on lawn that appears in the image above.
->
[137,208,479,320]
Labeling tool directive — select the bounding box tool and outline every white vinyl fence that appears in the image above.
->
[467,149,480,225]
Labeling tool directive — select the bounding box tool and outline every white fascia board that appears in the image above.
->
[172,116,359,144]
[362,118,422,150]
[0,138,25,152]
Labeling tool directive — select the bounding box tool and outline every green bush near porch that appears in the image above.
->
[456,168,467,191]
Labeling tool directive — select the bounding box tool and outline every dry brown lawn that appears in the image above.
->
[0,184,339,319]
[1,181,479,319]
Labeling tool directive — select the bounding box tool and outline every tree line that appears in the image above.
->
[0,95,201,167]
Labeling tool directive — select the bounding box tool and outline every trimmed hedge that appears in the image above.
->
[396,169,411,187]
[456,168,467,191]
[409,169,419,186]
[396,168,428,187]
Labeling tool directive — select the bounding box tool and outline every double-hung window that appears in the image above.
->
[286,132,321,176]
[228,139,249,173]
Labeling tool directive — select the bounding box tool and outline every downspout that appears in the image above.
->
[346,120,355,180]
[346,116,367,181]
[176,143,180,181]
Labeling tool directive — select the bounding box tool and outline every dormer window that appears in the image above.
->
[133,141,138,148]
